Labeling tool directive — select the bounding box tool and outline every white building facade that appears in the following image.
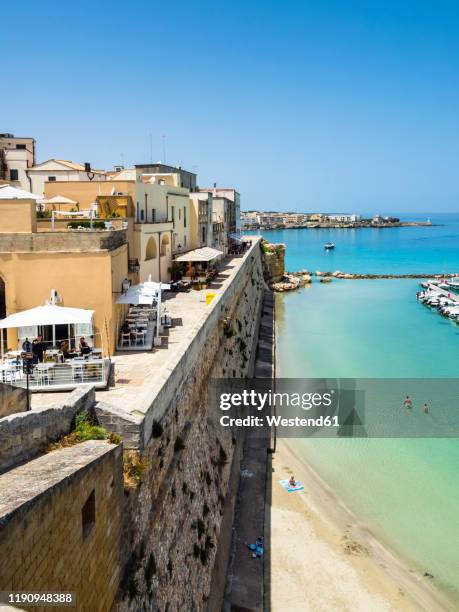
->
[0,133,36,191]
[28,159,106,196]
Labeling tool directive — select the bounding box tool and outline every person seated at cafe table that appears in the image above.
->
[121,320,136,342]
[59,339,77,360]
[79,337,91,356]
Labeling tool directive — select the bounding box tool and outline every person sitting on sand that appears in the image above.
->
[403,395,413,408]
[289,475,296,487]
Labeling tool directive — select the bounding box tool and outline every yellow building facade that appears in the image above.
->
[42,167,197,284]
[0,195,129,356]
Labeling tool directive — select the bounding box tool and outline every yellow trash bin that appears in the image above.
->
[206,292,216,305]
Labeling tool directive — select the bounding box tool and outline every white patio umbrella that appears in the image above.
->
[174,247,223,262]
[116,288,155,305]
[0,185,44,200]
[0,304,94,328]
[43,195,78,206]
[0,304,94,353]
[143,281,171,293]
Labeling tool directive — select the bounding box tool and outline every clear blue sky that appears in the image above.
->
[3,0,459,213]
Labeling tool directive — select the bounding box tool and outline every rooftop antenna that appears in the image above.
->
[162,134,166,164]
[149,133,153,164]
[121,152,124,167]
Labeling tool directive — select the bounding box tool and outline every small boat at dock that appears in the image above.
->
[324,242,335,250]
[416,282,459,323]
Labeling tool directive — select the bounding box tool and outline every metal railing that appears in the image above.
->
[1,359,108,391]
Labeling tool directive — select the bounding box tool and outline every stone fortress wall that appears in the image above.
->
[0,382,28,419]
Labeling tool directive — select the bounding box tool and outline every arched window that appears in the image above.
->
[160,234,170,257]
[145,237,157,261]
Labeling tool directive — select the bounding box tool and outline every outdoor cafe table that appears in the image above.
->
[45,349,62,363]
[35,363,55,384]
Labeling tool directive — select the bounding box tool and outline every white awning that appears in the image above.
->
[0,305,94,329]
[142,281,171,293]
[0,185,43,200]
[116,281,170,305]
[174,247,224,262]
[116,290,155,305]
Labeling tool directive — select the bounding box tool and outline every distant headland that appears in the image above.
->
[241,211,434,230]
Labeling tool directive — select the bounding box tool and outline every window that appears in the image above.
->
[140,210,145,222]
[136,202,140,222]
[18,326,38,342]
[151,208,156,223]
[160,234,170,256]
[81,490,95,539]
[202,226,206,244]
[16,144,26,150]
[48,176,57,182]
[145,237,157,260]
[171,206,175,225]
[183,207,187,228]
[9,169,18,181]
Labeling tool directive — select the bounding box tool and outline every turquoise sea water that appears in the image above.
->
[250,213,459,274]
[264,214,459,605]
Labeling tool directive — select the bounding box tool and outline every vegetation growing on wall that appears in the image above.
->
[123,450,148,490]
[46,410,110,451]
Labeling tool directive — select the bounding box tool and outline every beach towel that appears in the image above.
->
[279,479,304,492]
[248,542,263,557]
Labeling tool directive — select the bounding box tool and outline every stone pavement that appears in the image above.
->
[224,291,275,611]
[31,244,256,418]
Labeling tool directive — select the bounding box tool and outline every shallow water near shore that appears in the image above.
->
[271,218,459,605]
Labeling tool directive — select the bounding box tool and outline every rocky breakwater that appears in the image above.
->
[271,270,312,292]
[270,268,459,292]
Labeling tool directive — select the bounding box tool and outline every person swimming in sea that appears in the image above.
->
[403,395,413,408]
[423,402,429,414]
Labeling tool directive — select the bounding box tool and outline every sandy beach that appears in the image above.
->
[268,439,455,612]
